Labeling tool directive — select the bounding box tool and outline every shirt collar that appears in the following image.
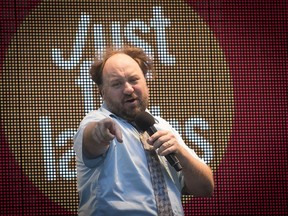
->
[99,102,117,118]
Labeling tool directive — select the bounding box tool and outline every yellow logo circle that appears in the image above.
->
[1,0,233,211]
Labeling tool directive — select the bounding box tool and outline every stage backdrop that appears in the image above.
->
[0,0,287,215]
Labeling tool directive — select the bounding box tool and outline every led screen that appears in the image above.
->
[1,0,287,215]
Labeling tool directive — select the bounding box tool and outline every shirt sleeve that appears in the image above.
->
[155,116,206,163]
[154,116,207,190]
[73,110,108,168]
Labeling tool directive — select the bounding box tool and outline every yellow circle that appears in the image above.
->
[1,0,233,211]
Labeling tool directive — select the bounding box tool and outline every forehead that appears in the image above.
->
[103,53,141,75]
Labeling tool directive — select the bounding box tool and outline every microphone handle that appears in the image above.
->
[147,126,182,172]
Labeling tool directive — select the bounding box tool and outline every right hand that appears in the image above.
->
[94,118,123,145]
[83,118,123,158]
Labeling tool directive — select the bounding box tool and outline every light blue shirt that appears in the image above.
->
[73,104,203,215]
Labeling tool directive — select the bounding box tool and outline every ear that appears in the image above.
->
[98,86,104,98]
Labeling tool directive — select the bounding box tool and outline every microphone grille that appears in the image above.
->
[134,112,155,131]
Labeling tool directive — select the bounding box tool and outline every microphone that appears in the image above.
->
[135,112,182,172]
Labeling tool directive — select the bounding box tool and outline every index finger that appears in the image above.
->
[148,130,167,144]
[103,118,123,143]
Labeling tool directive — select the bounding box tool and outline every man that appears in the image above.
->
[73,45,214,215]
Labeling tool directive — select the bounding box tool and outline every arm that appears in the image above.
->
[175,145,214,197]
[148,130,214,197]
[82,118,123,159]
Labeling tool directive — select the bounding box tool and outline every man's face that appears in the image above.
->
[101,53,149,121]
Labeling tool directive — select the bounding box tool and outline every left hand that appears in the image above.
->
[147,130,214,197]
[147,130,181,156]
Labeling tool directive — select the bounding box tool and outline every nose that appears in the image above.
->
[123,82,134,95]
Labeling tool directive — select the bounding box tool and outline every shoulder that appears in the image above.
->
[153,115,173,130]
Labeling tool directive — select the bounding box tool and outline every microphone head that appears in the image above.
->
[134,112,155,131]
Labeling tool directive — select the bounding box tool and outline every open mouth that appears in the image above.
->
[125,98,137,104]
[126,98,135,102]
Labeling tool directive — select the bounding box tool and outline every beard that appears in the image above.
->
[104,93,149,122]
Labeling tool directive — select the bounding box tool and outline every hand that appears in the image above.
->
[94,118,123,145]
[83,117,123,158]
[147,130,180,156]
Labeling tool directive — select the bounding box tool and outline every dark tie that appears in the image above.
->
[140,132,174,216]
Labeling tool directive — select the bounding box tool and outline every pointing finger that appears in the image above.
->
[102,118,123,143]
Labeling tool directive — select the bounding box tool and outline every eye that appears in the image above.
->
[129,77,139,84]
[111,81,122,88]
